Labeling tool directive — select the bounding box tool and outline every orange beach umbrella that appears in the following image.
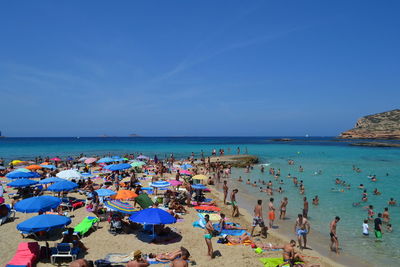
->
[26,165,43,170]
[113,190,138,200]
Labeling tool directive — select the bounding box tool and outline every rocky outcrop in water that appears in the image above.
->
[340,109,400,139]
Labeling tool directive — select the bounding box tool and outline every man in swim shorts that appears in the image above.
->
[230,189,239,217]
[294,213,310,249]
[268,198,276,229]
[251,199,267,237]
[330,216,340,254]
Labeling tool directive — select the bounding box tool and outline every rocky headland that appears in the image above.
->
[340,109,400,139]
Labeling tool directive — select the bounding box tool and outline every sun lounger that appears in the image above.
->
[73,216,99,238]
[135,193,153,209]
[104,251,136,263]
[50,243,79,264]
[6,242,40,267]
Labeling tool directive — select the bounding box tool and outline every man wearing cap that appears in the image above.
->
[127,250,149,267]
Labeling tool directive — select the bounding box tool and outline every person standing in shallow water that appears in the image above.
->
[230,189,239,217]
[330,216,340,254]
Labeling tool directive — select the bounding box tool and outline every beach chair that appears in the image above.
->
[6,242,40,267]
[0,204,16,225]
[73,216,99,238]
[135,193,153,209]
[50,243,79,264]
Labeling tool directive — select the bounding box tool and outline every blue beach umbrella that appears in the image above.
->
[15,168,30,172]
[96,188,117,197]
[129,208,177,225]
[150,181,171,188]
[39,177,66,184]
[6,171,41,179]
[14,196,62,213]
[17,214,71,233]
[104,163,131,171]
[192,184,207,190]
[47,181,78,192]
[41,164,56,169]
[97,157,114,163]
[7,179,38,188]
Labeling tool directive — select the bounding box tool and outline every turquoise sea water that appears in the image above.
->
[1,137,400,266]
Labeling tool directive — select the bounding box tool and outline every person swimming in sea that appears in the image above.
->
[373,188,381,195]
[246,179,251,185]
[238,176,243,182]
[388,198,396,206]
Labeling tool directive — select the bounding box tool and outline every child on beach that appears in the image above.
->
[362,219,369,236]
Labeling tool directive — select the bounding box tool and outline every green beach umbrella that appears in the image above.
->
[15,168,31,173]
[130,161,145,167]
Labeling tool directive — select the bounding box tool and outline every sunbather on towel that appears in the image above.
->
[127,250,149,267]
[148,246,190,263]
[223,233,252,244]
[280,240,305,267]
[169,200,187,214]
[69,259,93,267]
[219,213,247,230]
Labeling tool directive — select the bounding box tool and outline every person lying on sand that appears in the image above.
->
[171,248,190,267]
[223,233,252,244]
[148,247,190,263]
[218,213,247,231]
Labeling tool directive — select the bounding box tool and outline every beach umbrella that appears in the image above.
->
[104,200,138,214]
[56,170,82,180]
[41,164,56,169]
[26,165,43,170]
[180,163,193,170]
[136,155,149,160]
[179,170,192,176]
[96,188,116,197]
[131,161,146,167]
[129,208,176,225]
[113,190,138,200]
[79,157,88,162]
[66,157,74,161]
[169,180,182,186]
[39,177,66,184]
[47,181,78,192]
[6,171,41,179]
[15,168,30,173]
[17,214,71,233]
[150,181,171,188]
[84,158,97,164]
[104,163,131,171]
[40,162,50,165]
[50,157,62,162]
[10,160,26,166]
[192,184,207,190]
[14,196,62,213]
[97,157,114,163]
[192,174,208,180]
[7,178,38,188]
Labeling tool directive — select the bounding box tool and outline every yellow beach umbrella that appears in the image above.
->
[192,174,208,180]
[10,160,26,166]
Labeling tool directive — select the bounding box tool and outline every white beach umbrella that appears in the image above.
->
[56,169,83,180]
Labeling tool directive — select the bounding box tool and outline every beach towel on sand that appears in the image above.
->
[135,194,153,209]
[212,223,246,236]
[259,257,303,267]
[74,216,99,235]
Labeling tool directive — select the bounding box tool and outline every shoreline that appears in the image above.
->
[210,174,372,267]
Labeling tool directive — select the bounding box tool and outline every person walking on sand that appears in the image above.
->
[268,198,276,229]
[294,214,310,249]
[204,214,214,258]
[230,189,239,217]
[251,199,267,237]
[280,197,288,220]
[223,180,229,205]
[330,216,340,254]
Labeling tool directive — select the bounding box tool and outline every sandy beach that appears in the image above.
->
[0,163,346,267]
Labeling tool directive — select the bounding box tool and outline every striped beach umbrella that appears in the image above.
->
[104,200,139,214]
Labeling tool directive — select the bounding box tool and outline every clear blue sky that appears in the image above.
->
[1,1,399,137]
